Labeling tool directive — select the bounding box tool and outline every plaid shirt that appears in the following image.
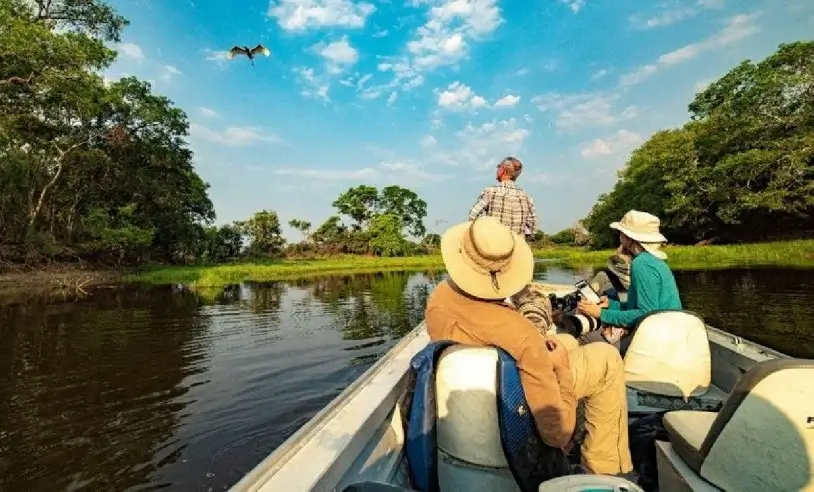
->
[469,181,538,237]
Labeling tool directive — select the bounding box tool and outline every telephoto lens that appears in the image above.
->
[561,313,601,337]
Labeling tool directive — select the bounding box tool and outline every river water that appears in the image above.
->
[1,266,812,491]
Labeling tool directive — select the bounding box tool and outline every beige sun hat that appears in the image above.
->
[440,216,534,300]
[610,210,668,260]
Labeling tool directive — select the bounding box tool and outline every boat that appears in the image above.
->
[230,284,814,492]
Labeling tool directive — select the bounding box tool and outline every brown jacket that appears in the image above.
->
[425,281,577,448]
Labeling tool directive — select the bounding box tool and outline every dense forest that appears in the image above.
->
[582,42,814,249]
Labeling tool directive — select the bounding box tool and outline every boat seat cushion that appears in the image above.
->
[663,358,814,492]
[663,411,717,472]
[624,311,711,399]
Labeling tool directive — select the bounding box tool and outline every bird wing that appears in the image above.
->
[227,46,248,59]
[250,44,271,57]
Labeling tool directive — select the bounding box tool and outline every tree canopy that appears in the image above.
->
[584,41,814,248]
[1,0,214,265]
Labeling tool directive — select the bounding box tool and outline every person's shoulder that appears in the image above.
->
[631,253,665,274]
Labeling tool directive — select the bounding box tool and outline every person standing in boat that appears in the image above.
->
[577,210,682,345]
[468,156,538,242]
[425,216,634,477]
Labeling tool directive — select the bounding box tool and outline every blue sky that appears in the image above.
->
[104,0,813,240]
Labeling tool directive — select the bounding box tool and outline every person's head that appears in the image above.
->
[495,156,523,183]
[440,216,534,301]
[610,210,668,260]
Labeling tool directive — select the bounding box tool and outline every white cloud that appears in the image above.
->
[620,12,761,87]
[441,118,531,169]
[386,91,398,105]
[267,0,375,32]
[407,0,502,70]
[629,0,726,30]
[420,135,437,148]
[160,65,181,81]
[314,36,359,73]
[514,67,529,76]
[189,123,283,146]
[199,106,219,117]
[531,92,638,131]
[373,28,389,37]
[591,68,610,80]
[494,94,521,108]
[274,160,447,182]
[118,43,144,60]
[293,66,331,101]
[558,0,586,13]
[361,0,501,102]
[204,49,229,65]
[436,81,487,111]
[580,129,644,158]
[274,167,378,180]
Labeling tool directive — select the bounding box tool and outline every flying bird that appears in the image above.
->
[226,44,271,66]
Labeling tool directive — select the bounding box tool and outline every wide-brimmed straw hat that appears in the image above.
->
[610,210,668,260]
[440,216,534,300]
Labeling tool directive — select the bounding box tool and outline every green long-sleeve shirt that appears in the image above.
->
[599,251,682,327]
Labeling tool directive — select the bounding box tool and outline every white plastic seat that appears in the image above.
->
[663,358,814,491]
[435,346,520,492]
[622,311,721,413]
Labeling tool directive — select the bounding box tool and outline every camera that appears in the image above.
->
[548,292,601,337]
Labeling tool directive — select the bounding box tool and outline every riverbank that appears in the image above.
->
[0,265,123,306]
[125,255,446,287]
[127,239,814,287]
[542,239,814,269]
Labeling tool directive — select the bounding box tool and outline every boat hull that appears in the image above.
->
[230,299,789,492]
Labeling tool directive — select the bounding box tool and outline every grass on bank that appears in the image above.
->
[126,239,814,287]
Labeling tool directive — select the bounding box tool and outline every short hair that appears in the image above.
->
[498,156,523,179]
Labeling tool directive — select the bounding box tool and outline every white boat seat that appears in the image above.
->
[623,310,712,403]
[435,346,520,492]
[663,358,814,491]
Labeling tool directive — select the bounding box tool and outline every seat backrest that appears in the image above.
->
[699,358,814,492]
[623,310,711,398]
[435,346,520,492]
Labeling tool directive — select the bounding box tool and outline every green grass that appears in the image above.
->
[535,239,814,270]
[126,239,814,287]
[126,255,446,286]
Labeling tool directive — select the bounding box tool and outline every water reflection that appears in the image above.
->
[0,266,811,491]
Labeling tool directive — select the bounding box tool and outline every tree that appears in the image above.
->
[379,185,428,237]
[311,215,346,245]
[288,219,312,242]
[332,185,379,229]
[583,41,814,246]
[0,0,216,265]
[238,210,285,257]
[368,214,407,257]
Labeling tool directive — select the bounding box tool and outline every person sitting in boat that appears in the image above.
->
[588,250,631,300]
[468,156,538,242]
[426,216,634,477]
[576,210,682,346]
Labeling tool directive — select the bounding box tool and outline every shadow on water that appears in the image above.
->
[0,265,811,491]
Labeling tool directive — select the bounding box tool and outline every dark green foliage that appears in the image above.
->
[584,42,814,248]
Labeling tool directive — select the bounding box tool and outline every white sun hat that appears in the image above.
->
[610,210,668,260]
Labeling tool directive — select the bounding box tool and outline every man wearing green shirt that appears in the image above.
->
[577,210,682,345]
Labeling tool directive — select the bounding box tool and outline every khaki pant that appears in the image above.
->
[556,334,633,475]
